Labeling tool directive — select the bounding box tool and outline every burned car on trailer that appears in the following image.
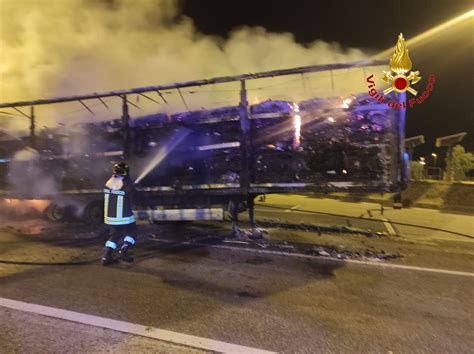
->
[0,62,408,232]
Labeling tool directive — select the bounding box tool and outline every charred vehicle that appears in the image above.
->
[0,61,408,233]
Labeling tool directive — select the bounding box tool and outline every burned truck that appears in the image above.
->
[0,61,408,231]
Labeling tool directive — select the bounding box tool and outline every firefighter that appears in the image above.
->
[101,162,137,265]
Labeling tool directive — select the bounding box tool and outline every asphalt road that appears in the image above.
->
[1,307,208,353]
[0,196,473,353]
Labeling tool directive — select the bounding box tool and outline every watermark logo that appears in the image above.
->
[366,33,435,109]
[382,33,421,96]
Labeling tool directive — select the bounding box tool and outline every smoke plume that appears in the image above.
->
[0,0,369,129]
[8,147,59,197]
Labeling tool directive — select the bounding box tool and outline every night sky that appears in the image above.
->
[182,0,473,160]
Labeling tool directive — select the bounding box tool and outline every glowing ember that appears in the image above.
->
[327,117,335,123]
[293,104,301,149]
[293,114,301,148]
[0,199,50,215]
[342,98,352,109]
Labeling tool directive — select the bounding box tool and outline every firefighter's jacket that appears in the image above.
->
[104,175,135,225]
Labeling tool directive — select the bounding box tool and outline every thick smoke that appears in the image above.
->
[8,147,59,197]
[0,0,369,129]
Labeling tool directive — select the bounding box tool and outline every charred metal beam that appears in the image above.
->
[29,106,36,148]
[8,106,35,147]
[0,60,386,108]
[138,93,161,105]
[124,96,141,110]
[121,95,131,158]
[177,88,189,111]
[11,107,31,119]
[97,97,110,110]
[79,100,95,115]
[0,111,18,116]
[155,90,168,104]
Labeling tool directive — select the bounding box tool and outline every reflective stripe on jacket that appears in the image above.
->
[104,175,135,225]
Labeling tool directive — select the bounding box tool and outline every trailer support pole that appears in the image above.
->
[398,92,407,189]
[229,198,240,237]
[239,80,250,194]
[247,195,255,229]
[29,106,36,148]
[122,95,131,158]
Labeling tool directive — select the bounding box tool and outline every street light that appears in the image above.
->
[431,153,437,167]
[405,135,425,160]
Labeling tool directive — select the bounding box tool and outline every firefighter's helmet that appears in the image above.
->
[112,162,130,176]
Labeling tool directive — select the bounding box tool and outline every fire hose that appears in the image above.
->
[256,204,474,240]
[0,207,472,266]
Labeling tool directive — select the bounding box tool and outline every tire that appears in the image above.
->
[82,200,104,225]
[45,203,69,222]
[238,201,248,213]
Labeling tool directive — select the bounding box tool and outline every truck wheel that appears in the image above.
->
[45,203,68,222]
[83,200,103,225]
[238,201,248,213]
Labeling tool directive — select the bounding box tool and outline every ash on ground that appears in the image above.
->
[0,215,402,263]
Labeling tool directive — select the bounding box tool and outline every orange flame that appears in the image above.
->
[293,103,301,149]
[1,199,50,215]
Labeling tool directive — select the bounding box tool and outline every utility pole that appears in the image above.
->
[446,145,454,182]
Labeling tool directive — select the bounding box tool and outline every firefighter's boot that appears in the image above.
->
[118,243,134,263]
[101,247,116,266]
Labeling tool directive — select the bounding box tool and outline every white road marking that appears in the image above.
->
[255,207,346,216]
[381,218,397,236]
[348,260,474,277]
[150,238,474,278]
[284,205,301,212]
[0,297,275,354]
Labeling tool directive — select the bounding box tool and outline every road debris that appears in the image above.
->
[307,246,402,262]
[256,219,386,237]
